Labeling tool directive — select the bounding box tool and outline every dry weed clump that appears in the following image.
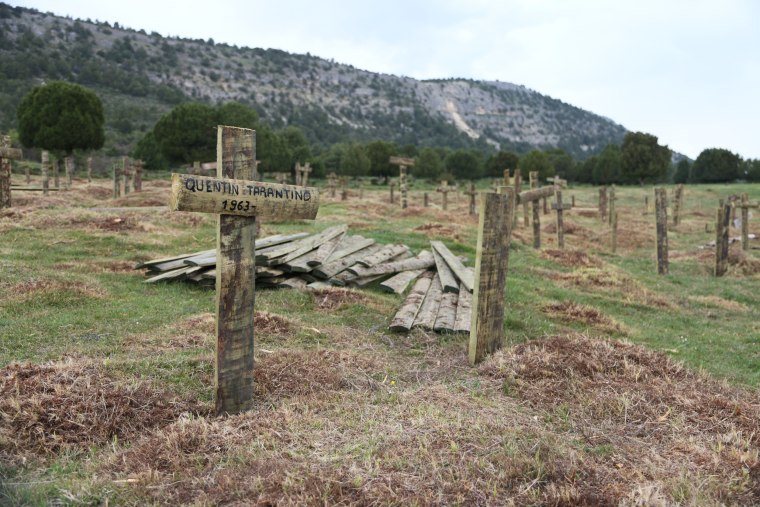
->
[541,249,601,268]
[1,279,106,303]
[310,287,369,310]
[546,267,672,308]
[727,247,760,276]
[413,222,463,241]
[254,311,292,334]
[254,349,379,400]
[688,295,750,312]
[542,301,623,333]
[0,361,206,463]
[480,334,760,503]
[543,221,585,235]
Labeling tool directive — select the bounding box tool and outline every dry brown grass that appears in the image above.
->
[541,249,602,268]
[0,360,206,464]
[310,287,370,310]
[0,278,106,303]
[480,334,760,504]
[542,301,625,334]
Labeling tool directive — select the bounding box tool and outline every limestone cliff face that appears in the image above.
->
[0,3,627,157]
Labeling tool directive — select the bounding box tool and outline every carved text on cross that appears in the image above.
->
[170,126,320,415]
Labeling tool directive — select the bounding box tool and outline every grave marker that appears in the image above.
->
[715,201,731,277]
[423,192,429,207]
[503,169,511,187]
[327,172,337,198]
[599,187,608,220]
[390,156,414,209]
[389,180,395,204]
[437,180,452,211]
[655,188,669,275]
[737,193,758,251]
[122,157,131,194]
[41,151,50,196]
[87,157,93,183]
[300,163,312,186]
[469,188,516,365]
[552,190,572,249]
[611,210,618,253]
[53,155,59,189]
[465,182,477,215]
[64,156,74,189]
[170,126,320,414]
[294,162,302,186]
[0,135,22,208]
[672,184,684,226]
[112,162,121,198]
[608,185,616,225]
[133,159,143,192]
[340,176,348,201]
[529,171,541,249]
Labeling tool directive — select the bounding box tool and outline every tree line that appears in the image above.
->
[13,81,760,185]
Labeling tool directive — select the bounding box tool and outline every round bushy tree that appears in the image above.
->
[17,81,105,154]
[690,148,741,183]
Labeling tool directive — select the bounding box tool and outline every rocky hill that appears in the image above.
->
[0,2,628,159]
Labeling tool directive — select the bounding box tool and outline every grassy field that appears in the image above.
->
[1,173,759,505]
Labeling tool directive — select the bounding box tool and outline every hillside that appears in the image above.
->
[0,3,628,159]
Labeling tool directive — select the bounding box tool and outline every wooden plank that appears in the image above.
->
[516,185,555,204]
[348,250,412,288]
[348,250,436,277]
[214,126,257,415]
[468,189,516,365]
[412,274,443,330]
[135,249,214,269]
[431,247,459,294]
[325,236,376,262]
[356,244,409,267]
[430,240,474,292]
[308,232,345,266]
[389,271,434,332]
[170,173,320,222]
[144,265,201,283]
[278,224,347,264]
[312,243,383,279]
[307,281,333,290]
[453,284,472,333]
[378,251,433,293]
[433,288,459,332]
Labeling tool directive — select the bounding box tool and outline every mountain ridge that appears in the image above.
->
[0,2,629,159]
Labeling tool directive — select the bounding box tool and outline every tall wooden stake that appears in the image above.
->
[655,188,669,275]
[469,188,515,365]
[87,157,93,183]
[64,156,74,189]
[530,171,540,249]
[715,201,731,277]
[672,184,684,226]
[611,211,618,253]
[0,135,22,208]
[599,187,608,220]
[41,151,49,196]
[553,190,571,249]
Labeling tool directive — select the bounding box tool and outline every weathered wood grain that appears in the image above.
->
[170,173,320,222]
[325,236,375,262]
[454,283,472,333]
[389,271,434,332]
[412,274,443,330]
[378,250,434,293]
[432,247,459,294]
[468,189,515,365]
[654,188,669,275]
[279,225,347,264]
[433,288,459,332]
[313,243,383,279]
[430,240,474,292]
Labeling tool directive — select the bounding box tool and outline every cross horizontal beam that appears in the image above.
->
[170,173,319,221]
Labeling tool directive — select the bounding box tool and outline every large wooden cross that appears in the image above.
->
[0,135,22,208]
[552,190,572,249]
[389,156,414,209]
[465,182,477,216]
[300,163,312,187]
[735,193,758,251]
[327,172,337,198]
[170,126,320,415]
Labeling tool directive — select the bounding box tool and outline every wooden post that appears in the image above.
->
[715,201,731,277]
[611,210,618,253]
[24,162,30,184]
[672,184,684,226]
[522,171,530,227]
[133,159,143,192]
[644,195,649,213]
[465,182,477,215]
[389,180,395,204]
[389,156,415,210]
[113,162,121,198]
[530,172,540,249]
[469,188,515,365]
[122,157,131,195]
[503,169,511,187]
[740,193,750,251]
[53,156,60,189]
[599,187,608,220]
[340,177,347,201]
[437,181,451,211]
[327,173,337,198]
[654,188,669,275]
[294,162,303,186]
[64,156,74,189]
[0,135,22,208]
[552,190,571,250]
[608,185,616,225]
[423,192,429,207]
[301,163,312,186]
[571,195,575,207]
[170,126,319,414]
[86,157,93,183]
[41,151,49,196]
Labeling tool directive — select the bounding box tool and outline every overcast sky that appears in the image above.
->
[9,0,760,160]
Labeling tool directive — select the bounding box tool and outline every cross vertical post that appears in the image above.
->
[64,156,74,189]
[41,151,50,196]
[87,157,93,183]
[552,190,571,249]
[599,187,608,220]
[529,171,540,249]
[113,162,121,198]
[465,182,477,215]
[672,184,684,226]
[654,188,669,275]
[1,135,22,208]
[437,180,450,210]
[715,201,731,277]
[301,163,312,186]
[133,159,143,192]
[123,157,131,194]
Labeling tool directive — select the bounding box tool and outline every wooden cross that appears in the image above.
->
[133,159,143,192]
[340,176,348,200]
[294,162,302,186]
[552,190,572,249]
[327,172,337,198]
[300,163,312,187]
[546,176,567,188]
[0,135,22,208]
[503,169,511,187]
[465,182,477,215]
[123,157,131,194]
[437,180,452,210]
[529,172,541,248]
[654,188,669,275]
[170,126,320,415]
[64,156,74,190]
[608,185,616,225]
[735,193,759,251]
[389,156,414,209]
[715,199,731,277]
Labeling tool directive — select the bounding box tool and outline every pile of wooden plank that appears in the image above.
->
[135,226,474,333]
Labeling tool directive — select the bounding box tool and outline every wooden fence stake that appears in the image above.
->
[64,156,74,189]
[608,185,616,225]
[553,190,571,249]
[41,151,49,196]
[715,201,731,277]
[655,188,669,274]
[133,159,143,192]
[469,188,515,365]
[672,184,684,226]
[113,162,121,198]
[530,171,540,249]
[0,135,22,208]
[599,187,608,220]
[611,210,618,253]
